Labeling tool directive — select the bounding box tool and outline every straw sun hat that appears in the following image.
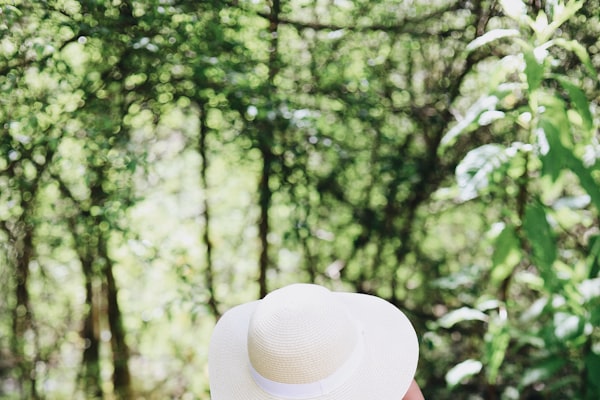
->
[208,283,419,400]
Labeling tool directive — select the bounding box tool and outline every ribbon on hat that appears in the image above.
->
[249,331,365,399]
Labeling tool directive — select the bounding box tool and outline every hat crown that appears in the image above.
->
[248,284,359,384]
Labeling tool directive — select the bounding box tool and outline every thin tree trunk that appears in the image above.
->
[257,0,281,299]
[11,224,38,399]
[258,145,273,299]
[4,147,53,399]
[59,178,103,398]
[100,237,132,399]
[199,104,220,317]
[85,167,132,399]
[78,250,102,398]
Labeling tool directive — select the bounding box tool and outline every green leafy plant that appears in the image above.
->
[441,0,600,397]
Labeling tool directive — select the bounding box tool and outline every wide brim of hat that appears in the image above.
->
[208,290,419,400]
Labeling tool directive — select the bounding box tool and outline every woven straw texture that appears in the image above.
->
[208,284,418,400]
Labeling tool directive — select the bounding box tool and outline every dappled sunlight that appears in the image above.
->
[1,1,599,399]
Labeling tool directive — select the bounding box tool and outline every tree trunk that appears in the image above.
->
[100,237,132,399]
[257,0,281,299]
[10,223,38,399]
[199,104,220,317]
[258,145,273,299]
[78,250,102,398]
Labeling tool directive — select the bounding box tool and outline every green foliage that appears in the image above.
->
[1,0,599,399]
[491,224,521,284]
[438,1,600,398]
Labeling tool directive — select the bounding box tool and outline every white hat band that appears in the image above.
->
[249,330,366,399]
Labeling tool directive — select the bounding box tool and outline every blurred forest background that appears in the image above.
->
[1,0,600,399]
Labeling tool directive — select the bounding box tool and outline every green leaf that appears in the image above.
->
[536,120,565,181]
[440,95,500,150]
[466,29,520,52]
[455,144,508,201]
[445,359,483,388]
[532,1,584,42]
[539,118,600,212]
[554,38,596,78]
[499,0,529,22]
[590,296,600,327]
[553,311,584,340]
[539,95,572,146]
[523,46,544,91]
[563,155,600,214]
[523,201,556,272]
[484,313,510,384]
[554,75,594,132]
[587,235,600,279]
[491,224,522,284]
[2,5,23,18]
[520,296,549,321]
[520,357,566,388]
[438,307,488,328]
[585,353,600,397]
[552,0,585,24]
[579,278,600,301]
